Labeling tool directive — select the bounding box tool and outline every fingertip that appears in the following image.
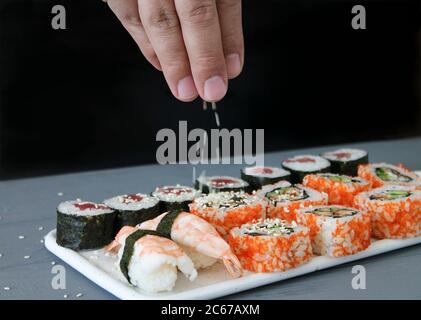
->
[203,75,228,102]
[225,53,242,79]
[177,75,199,102]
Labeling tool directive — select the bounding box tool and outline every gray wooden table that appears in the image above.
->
[1,137,421,300]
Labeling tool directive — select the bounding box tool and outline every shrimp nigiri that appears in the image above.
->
[107,226,197,293]
[138,211,243,278]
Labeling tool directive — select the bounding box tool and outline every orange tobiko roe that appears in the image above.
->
[227,228,312,272]
[302,174,371,207]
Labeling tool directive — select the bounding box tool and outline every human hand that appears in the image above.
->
[107,0,244,102]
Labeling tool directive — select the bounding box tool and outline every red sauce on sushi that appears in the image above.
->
[122,194,143,203]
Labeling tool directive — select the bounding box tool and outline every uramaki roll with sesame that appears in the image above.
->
[296,205,371,257]
[189,191,266,237]
[354,185,421,239]
[302,173,371,207]
[228,218,312,273]
[256,181,328,222]
[358,163,421,189]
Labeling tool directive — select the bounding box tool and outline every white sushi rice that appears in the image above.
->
[322,148,367,162]
[282,155,330,172]
[298,205,364,257]
[196,176,249,190]
[238,218,300,236]
[194,191,263,212]
[104,193,159,211]
[57,200,114,216]
[152,185,200,203]
[117,232,197,293]
[243,166,290,179]
[256,181,326,207]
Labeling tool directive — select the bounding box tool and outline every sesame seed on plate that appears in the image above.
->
[4,287,11,291]
[51,261,56,265]
[57,192,64,196]
[38,226,44,231]
[18,235,25,239]
[24,255,31,259]
[40,239,44,243]
[76,293,83,298]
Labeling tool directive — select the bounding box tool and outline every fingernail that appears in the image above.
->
[204,75,227,102]
[177,76,197,100]
[226,53,242,78]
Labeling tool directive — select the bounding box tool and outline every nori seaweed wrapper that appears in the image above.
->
[281,166,331,184]
[241,170,291,191]
[158,200,191,213]
[195,179,250,194]
[56,210,116,251]
[114,203,161,232]
[324,154,369,176]
[119,229,167,283]
[156,209,183,238]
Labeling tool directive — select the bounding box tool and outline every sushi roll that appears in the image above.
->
[303,173,371,207]
[108,226,197,293]
[241,166,291,190]
[296,205,371,257]
[281,155,331,183]
[228,218,312,272]
[354,185,421,239]
[321,148,368,176]
[56,200,116,250]
[103,193,160,231]
[152,185,200,212]
[358,163,421,189]
[189,191,266,237]
[195,175,249,194]
[256,181,328,222]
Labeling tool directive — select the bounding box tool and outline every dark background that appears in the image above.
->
[0,0,420,180]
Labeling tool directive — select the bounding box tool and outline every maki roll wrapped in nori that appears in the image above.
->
[103,193,160,231]
[321,148,368,176]
[195,175,249,194]
[152,185,200,212]
[241,166,291,190]
[56,200,116,250]
[281,155,331,183]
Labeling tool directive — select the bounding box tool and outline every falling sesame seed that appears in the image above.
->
[4,287,10,291]
[18,235,25,239]
[63,294,68,299]
[38,226,44,231]
[57,192,64,196]
[76,293,83,298]
[24,255,31,259]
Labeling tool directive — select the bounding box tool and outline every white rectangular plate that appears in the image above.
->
[45,229,421,300]
[45,171,421,300]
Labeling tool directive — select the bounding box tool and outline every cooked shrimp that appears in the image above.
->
[107,225,197,293]
[138,212,243,278]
